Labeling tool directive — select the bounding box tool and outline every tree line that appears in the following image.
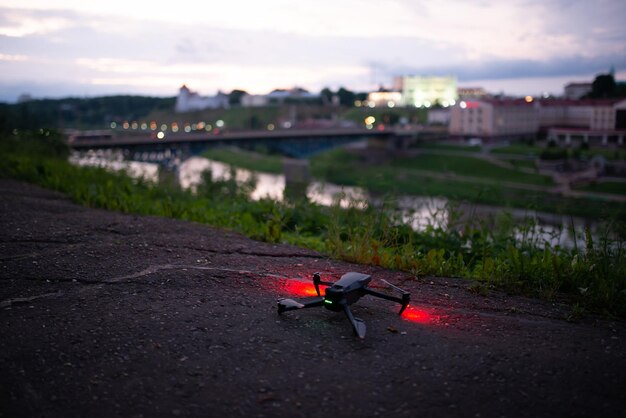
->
[0,95,176,133]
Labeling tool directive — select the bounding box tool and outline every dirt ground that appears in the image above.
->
[0,179,624,418]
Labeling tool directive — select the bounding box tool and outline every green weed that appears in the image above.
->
[2,131,625,317]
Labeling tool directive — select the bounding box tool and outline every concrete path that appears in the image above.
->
[0,180,624,418]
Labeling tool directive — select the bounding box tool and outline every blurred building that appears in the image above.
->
[449,99,538,140]
[427,108,451,125]
[449,97,626,144]
[17,93,33,103]
[241,94,269,107]
[538,99,616,129]
[266,87,318,105]
[457,87,488,100]
[563,82,592,99]
[542,99,626,145]
[400,75,458,107]
[392,76,404,91]
[175,85,229,113]
[366,89,402,107]
[239,87,319,107]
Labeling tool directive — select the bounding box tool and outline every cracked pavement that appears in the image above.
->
[0,179,624,418]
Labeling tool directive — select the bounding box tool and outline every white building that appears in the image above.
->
[538,99,619,130]
[457,87,488,101]
[366,90,402,107]
[449,97,626,144]
[266,87,318,104]
[449,99,539,139]
[542,99,626,145]
[239,87,319,107]
[563,82,592,100]
[427,108,451,125]
[401,75,458,107]
[175,85,229,113]
[241,94,269,107]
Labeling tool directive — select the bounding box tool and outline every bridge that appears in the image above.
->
[69,127,446,161]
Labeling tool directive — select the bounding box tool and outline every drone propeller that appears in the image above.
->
[373,279,411,315]
[380,279,407,293]
[277,298,304,313]
[277,297,324,313]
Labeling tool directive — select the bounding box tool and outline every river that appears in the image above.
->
[70,149,607,248]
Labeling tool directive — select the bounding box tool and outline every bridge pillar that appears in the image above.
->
[283,158,310,200]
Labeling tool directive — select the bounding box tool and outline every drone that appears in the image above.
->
[277,272,410,339]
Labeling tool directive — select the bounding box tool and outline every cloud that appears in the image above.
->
[0,7,76,37]
[0,53,27,61]
[0,1,625,101]
[390,55,626,82]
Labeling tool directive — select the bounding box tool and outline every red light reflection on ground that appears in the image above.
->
[401,305,437,324]
[281,280,319,297]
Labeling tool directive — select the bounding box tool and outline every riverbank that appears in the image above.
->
[201,146,626,218]
[2,132,625,317]
[1,179,625,417]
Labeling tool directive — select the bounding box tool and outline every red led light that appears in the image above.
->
[281,280,319,297]
[402,305,434,324]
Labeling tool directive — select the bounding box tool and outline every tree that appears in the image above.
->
[589,74,616,98]
[355,92,368,101]
[228,89,248,106]
[336,87,355,107]
[320,87,333,105]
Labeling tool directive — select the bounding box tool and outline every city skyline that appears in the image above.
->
[1,0,625,102]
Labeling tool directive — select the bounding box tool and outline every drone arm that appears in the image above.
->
[313,272,334,296]
[277,297,324,314]
[364,288,411,315]
[340,301,366,339]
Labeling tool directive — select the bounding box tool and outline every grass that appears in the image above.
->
[579,147,626,161]
[574,181,626,195]
[310,149,626,219]
[492,142,626,162]
[491,144,543,156]
[197,145,624,221]
[393,154,553,186]
[202,146,284,174]
[414,142,482,152]
[2,131,626,318]
[502,158,537,169]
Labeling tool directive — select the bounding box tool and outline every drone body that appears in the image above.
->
[277,272,410,339]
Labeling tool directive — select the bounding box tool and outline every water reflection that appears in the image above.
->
[179,157,285,200]
[179,156,368,208]
[69,149,159,182]
[70,151,605,247]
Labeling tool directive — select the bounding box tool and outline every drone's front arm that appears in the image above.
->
[277,297,324,314]
[363,287,410,315]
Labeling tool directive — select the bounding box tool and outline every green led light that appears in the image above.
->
[324,299,333,304]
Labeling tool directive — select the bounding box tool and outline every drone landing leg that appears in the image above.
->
[277,297,324,314]
[341,302,366,339]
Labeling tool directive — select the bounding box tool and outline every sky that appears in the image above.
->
[0,0,625,102]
